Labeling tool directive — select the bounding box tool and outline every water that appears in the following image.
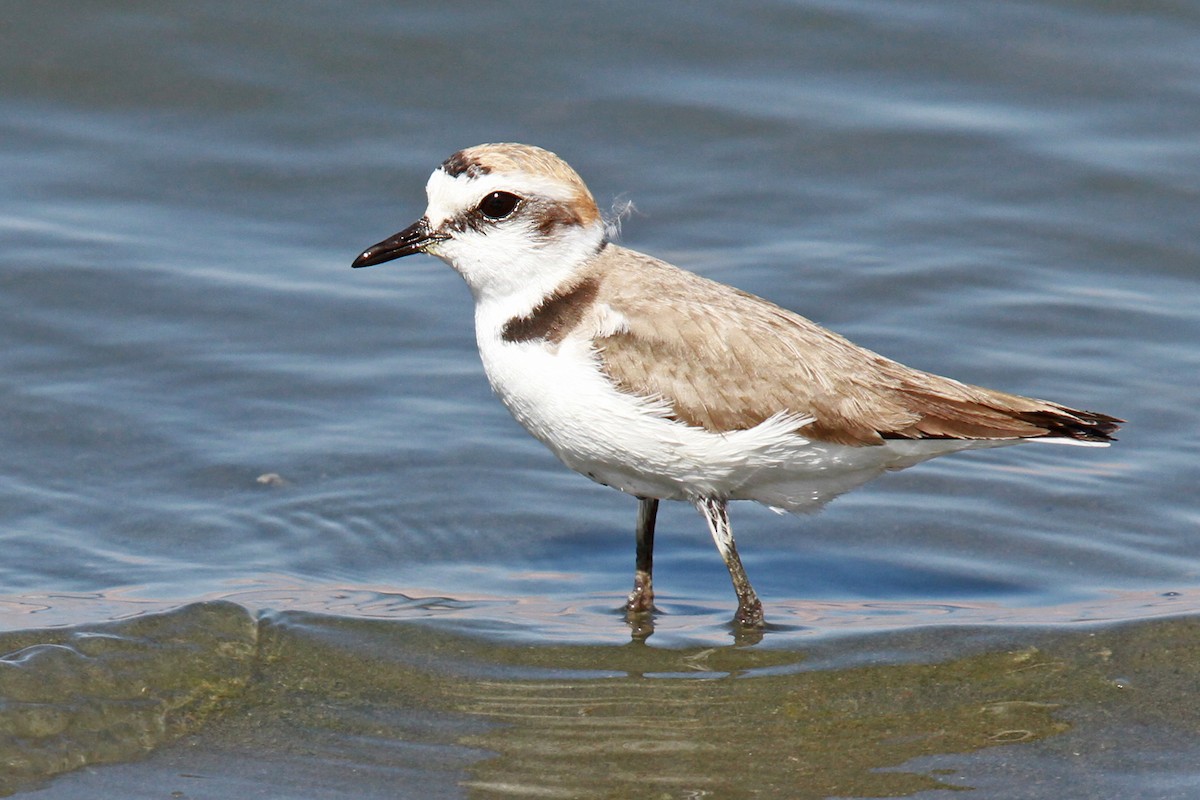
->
[1,0,1198,796]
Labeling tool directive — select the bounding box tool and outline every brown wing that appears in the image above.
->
[588,246,1121,446]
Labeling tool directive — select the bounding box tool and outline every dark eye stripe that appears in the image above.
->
[477,191,520,220]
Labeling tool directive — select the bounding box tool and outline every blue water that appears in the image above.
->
[2,1,1199,796]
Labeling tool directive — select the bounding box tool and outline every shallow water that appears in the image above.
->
[6,604,1200,799]
[2,1,1198,797]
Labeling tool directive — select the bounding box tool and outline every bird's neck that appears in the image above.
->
[466,225,606,335]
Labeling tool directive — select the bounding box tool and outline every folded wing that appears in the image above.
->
[590,246,1121,447]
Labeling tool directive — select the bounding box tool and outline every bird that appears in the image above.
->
[351,142,1121,629]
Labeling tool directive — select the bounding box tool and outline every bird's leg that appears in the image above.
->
[624,497,659,615]
[695,497,764,628]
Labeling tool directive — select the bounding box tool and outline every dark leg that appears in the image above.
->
[624,497,659,615]
[694,497,764,627]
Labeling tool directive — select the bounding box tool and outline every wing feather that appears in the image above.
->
[583,245,1120,446]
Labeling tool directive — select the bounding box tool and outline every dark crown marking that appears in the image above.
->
[441,151,491,179]
[501,276,601,345]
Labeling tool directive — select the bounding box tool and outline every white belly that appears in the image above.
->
[473,325,995,513]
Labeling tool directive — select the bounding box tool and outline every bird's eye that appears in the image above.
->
[477,191,520,220]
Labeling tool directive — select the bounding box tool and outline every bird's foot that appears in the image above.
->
[623,571,656,640]
[734,596,764,629]
[623,570,655,615]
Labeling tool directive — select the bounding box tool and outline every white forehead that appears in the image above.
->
[423,167,583,228]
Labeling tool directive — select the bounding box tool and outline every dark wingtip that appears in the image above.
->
[1023,408,1124,443]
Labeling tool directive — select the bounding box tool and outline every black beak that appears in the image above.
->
[351,217,444,268]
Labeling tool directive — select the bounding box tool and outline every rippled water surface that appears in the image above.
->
[2,2,1198,797]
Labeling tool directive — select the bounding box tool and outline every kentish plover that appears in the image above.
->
[353,143,1121,628]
